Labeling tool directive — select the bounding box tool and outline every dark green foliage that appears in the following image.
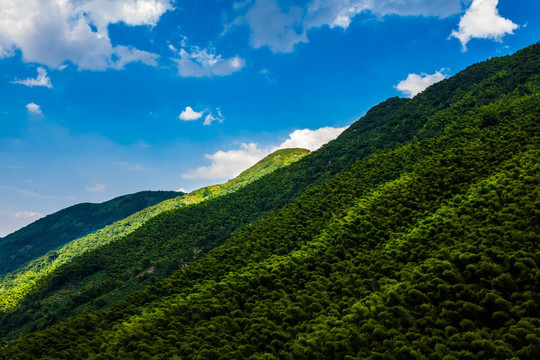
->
[0,148,309,317]
[1,43,539,359]
[0,88,418,337]
[0,191,180,276]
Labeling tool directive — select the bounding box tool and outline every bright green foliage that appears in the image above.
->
[1,43,539,359]
[188,148,311,201]
[0,190,179,276]
[0,148,308,317]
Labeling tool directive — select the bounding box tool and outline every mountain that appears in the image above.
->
[1,43,539,359]
[0,148,309,322]
[180,147,311,203]
[0,190,180,276]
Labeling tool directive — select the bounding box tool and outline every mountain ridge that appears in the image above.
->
[1,42,539,359]
[0,148,309,318]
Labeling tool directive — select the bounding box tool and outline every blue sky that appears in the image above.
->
[0,0,538,236]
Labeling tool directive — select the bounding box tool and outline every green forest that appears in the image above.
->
[0,43,539,359]
[0,190,180,277]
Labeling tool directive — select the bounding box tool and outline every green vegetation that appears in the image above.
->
[1,43,539,359]
[0,148,308,317]
[186,147,311,202]
[0,190,180,276]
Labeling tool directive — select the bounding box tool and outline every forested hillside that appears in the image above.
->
[1,43,539,359]
[0,148,308,327]
[0,190,180,276]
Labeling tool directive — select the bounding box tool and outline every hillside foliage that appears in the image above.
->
[0,148,308,318]
[0,191,180,277]
[0,43,539,359]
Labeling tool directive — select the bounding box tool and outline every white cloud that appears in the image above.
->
[183,125,347,180]
[0,0,172,70]
[450,0,518,51]
[234,0,307,53]
[174,46,245,77]
[179,106,204,121]
[109,45,159,69]
[14,211,44,219]
[182,142,267,180]
[176,187,187,193]
[12,67,53,88]
[232,0,464,53]
[274,126,348,151]
[179,106,224,125]
[26,102,43,115]
[203,110,224,126]
[86,183,106,192]
[395,70,447,98]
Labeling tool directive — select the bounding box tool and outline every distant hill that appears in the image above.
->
[1,43,539,359]
[0,190,180,276]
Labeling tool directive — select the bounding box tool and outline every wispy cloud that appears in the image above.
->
[1,164,22,170]
[450,0,518,51]
[173,46,245,77]
[179,106,224,125]
[14,211,44,219]
[231,0,464,53]
[86,183,106,192]
[115,161,144,171]
[203,110,224,126]
[0,185,57,199]
[395,69,447,98]
[12,67,53,88]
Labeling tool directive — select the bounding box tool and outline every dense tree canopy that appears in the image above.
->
[1,43,539,359]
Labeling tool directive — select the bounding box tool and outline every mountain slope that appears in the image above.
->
[2,43,539,358]
[0,94,415,336]
[0,190,180,276]
[0,148,309,317]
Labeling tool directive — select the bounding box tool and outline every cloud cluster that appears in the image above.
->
[183,125,347,180]
[450,0,518,51]
[0,0,172,70]
[395,70,447,98]
[26,102,43,115]
[231,0,464,53]
[232,0,519,53]
[179,106,224,126]
[174,46,245,78]
[12,67,53,88]
[204,110,225,126]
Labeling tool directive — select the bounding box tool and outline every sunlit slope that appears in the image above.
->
[184,147,311,203]
[2,43,539,358]
[0,148,308,314]
[0,190,180,276]
[0,93,417,336]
